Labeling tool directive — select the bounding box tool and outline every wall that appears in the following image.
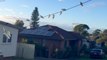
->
[16,43,35,59]
[0,24,18,57]
[43,40,63,57]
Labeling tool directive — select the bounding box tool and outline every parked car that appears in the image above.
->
[89,48,105,58]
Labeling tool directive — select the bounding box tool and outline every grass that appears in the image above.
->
[78,58,107,60]
[9,55,107,60]
[78,55,107,60]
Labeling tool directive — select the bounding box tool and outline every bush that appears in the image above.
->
[80,44,90,55]
[102,46,107,54]
[52,50,64,59]
[52,47,79,59]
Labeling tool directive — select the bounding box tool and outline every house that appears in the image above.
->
[0,21,18,57]
[19,25,83,58]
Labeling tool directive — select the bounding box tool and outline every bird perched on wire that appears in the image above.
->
[48,14,51,18]
[52,14,55,19]
[80,2,83,6]
[40,15,44,19]
[61,8,67,11]
[59,11,62,15]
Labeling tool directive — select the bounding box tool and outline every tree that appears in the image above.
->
[96,35,107,43]
[30,7,39,29]
[73,24,90,56]
[92,29,101,40]
[73,24,90,37]
[96,29,107,46]
[92,29,101,36]
[15,20,24,28]
[103,29,107,34]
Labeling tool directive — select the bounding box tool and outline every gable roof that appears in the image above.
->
[20,25,83,40]
[0,20,18,29]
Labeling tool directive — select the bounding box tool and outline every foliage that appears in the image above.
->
[35,43,47,57]
[73,24,90,57]
[96,34,107,44]
[14,20,24,28]
[30,7,39,29]
[96,29,107,44]
[103,29,107,34]
[80,44,90,55]
[91,29,101,41]
[102,46,107,54]
[89,41,96,49]
[92,29,101,36]
[52,50,64,59]
[53,47,80,59]
[73,24,90,37]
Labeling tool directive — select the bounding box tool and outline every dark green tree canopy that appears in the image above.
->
[15,20,24,28]
[31,7,39,29]
[73,24,90,37]
[95,29,107,44]
[74,24,89,33]
[92,29,101,36]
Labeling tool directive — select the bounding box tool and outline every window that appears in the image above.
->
[3,34,7,43]
[8,34,12,42]
[2,27,12,44]
[3,33,12,43]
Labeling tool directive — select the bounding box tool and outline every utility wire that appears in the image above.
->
[40,0,92,19]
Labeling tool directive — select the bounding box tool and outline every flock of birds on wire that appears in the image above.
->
[38,0,92,20]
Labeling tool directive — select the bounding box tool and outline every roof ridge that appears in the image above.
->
[42,24,68,32]
[0,20,18,29]
[47,25,65,40]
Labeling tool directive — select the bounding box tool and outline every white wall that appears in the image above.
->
[17,43,35,59]
[0,24,18,57]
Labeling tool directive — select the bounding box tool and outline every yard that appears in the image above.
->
[7,56,107,60]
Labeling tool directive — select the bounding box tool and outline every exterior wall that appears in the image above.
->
[44,40,82,57]
[33,39,82,57]
[0,24,18,57]
[42,40,64,57]
[16,43,35,59]
[60,40,65,49]
[20,37,82,58]
[32,39,63,50]
[67,40,82,56]
[44,40,62,49]
[77,40,82,55]
[66,40,69,47]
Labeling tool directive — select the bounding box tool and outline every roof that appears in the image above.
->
[20,25,83,40]
[0,20,18,29]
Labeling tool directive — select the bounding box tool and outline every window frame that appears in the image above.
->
[2,33,12,44]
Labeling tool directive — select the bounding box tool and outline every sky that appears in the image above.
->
[0,0,107,31]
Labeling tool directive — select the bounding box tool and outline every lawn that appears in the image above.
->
[12,57,107,60]
[78,55,107,60]
[9,55,107,60]
[78,58,107,60]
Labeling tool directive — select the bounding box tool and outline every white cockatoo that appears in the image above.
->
[3,27,11,39]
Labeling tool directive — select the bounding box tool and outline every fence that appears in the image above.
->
[16,43,35,59]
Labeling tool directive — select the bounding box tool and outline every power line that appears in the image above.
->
[40,0,92,19]
[0,0,5,2]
